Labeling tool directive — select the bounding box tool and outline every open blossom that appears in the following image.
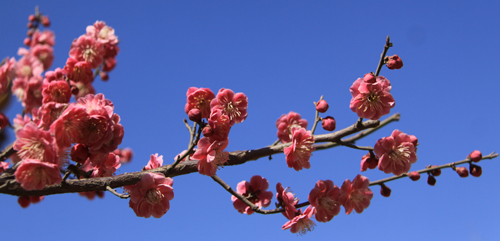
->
[15,50,44,78]
[129,173,174,218]
[308,180,341,222]
[30,30,55,47]
[36,102,68,129]
[14,122,59,164]
[374,129,418,176]
[339,174,373,215]
[284,128,315,171]
[31,44,54,70]
[69,35,105,69]
[276,183,299,219]
[90,152,121,177]
[276,111,308,143]
[185,87,215,119]
[282,205,316,235]
[349,75,395,120]
[86,21,119,45]
[64,57,93,84]
[360,152,379,171]
[210,88,248,125]
[231,175,273,215]
[207,108,231,141]
[190,137,229,176]
[14,159,62,190]
[42,70,71,104]
[144,153,163,170]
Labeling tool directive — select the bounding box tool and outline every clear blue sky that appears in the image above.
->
[1,1,499,240]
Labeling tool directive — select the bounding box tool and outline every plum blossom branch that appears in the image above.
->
[106,185,130,199]
[0,113,403,196]
[368,152,499,186]
[374,35,392,76]
[0,143,15,162]
[337,141,373,151]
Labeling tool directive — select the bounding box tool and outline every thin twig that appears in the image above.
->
[374,35,392,76]
[337,141,373,151]
[106,186,130,199]
[310,96,323,135]
[369,152,499,186]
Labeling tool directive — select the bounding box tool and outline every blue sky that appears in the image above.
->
[0,1,499,240]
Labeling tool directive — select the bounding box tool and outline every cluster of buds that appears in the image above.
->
[313,98,337,132]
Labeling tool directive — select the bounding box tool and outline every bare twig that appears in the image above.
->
[374,35,392,76]
[106,186,130,199]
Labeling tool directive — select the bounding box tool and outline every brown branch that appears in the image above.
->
[0,113,395,197]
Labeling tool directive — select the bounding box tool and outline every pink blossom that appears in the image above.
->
[31,44,54,70]
[14,122,59,165]
[207,108,231,141]
[282,205,316,235]
[284,128,315,171]
[14,159,62,190]
[50,104,88,149]
[276,183,298,219]
[276,111,308,143]
[69,35,105,69]
[339,174,373,215]
[0,161,9,174]
[0,57,16,95]
[374,129,418,176]
[144,153,163,170]
[129,173,174,218]
[349,75,395,120]
[308,180,341,222]
[86,21,119,45]
[90,153,121,177]
[210,88,248,125]
[36,102,68,129]
[231,175,273,215]
[30,30,55,47]
[468,150,482,163]
[185,87,215,119]
[15,51,44,78]
[70,80,95,99]
[13,114,32,132]
[191,137,229,176]
[42,79,71,104]
[64,57,93,84]
[114,148,133,163]
[79,191,105,200]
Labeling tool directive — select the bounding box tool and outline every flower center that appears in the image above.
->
[389,145,411,165]
[319,197,339,213]
[146,189,163,205]
[297,219,316,236]
[82,46,96,63]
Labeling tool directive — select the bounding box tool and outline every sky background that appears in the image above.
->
[0,1,499,240]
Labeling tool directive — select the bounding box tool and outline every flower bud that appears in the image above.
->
[408,171,420,181]
[70,144,90,164]
[41,16,50,27]
[363,72,376,83]
[315,100,329,113]
[427,175,436,186]
[430,165,441,176]
[23,37,31,46]
[71,85,79,96]
[321,116,336,131]
[99,71,109,81]
[188,108,202,123]
[360,153,378,171]
[27,29,34,37]
[386,55,403,69]
[456,167,469,178]
[27,22,33,28]
[18,196,30,208]
[469,164,482,177]
[0,113,10,129]
[468,150,482,163]
[28,14,36,22]
[202,125,213,137]
[96,190,105,198]
[380,184,391,197]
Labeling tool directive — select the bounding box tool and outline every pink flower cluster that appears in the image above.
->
[278,175,372,234]
[186,87,248,176]
[349,73,395,120]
